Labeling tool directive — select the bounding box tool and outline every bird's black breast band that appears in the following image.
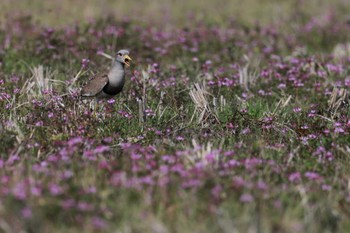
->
[102,82,124,95]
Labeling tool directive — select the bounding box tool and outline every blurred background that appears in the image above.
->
[1,0,349,28]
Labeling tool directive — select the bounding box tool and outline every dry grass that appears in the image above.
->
[26,65,56,98]
[189,83,219,125]
[239,62,259,91]
[328,88,349,118]
[333,42,350,61]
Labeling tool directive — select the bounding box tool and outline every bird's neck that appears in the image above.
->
[108,61,125,86]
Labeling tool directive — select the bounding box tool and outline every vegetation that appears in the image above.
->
[1,0,350,232]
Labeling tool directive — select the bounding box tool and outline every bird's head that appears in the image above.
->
[116,49,132,67]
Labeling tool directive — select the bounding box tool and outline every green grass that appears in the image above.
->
[1,1,350,232]
[2,0,349,28]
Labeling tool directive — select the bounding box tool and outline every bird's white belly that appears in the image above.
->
[108,68,124,86]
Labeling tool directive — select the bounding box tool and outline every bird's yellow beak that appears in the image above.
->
[123,55,132,67]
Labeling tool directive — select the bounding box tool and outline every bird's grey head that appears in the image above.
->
[116,49,132,67]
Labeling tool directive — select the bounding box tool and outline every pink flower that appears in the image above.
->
[344,78,350,87]
[35,121,43,126]
[92,216,108,229]
[232,176,245,188]
[107,98,115,104]
[305,171,322,181]
[68,137,83,147]
[94,145,110,154]
[256,180,268,190]
[21,207,32,219]
[293,107,302,113]
[176,136,184,141]
[49,184,63,196]
[31,186,42,196]
[61,199,75,209]
[77,201,93,212]
[241,127,251,135]
[334,127,345,133]
[12,181,27,200]
[81,58,90,69]
[240,193,253,203]
[211,185,222,199]
[288,172,301,183]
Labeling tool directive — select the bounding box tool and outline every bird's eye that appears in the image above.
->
[118,53,122,56]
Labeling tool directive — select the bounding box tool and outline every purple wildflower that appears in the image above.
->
[21,207,32,219]
[94,145,110,154]
[81,58,90,69]
[305,171,322,181]
[92,216,108,229]
[107,98,115,104]
[288,172,301,183]
[240,193,254,203]
[49,184,63,196]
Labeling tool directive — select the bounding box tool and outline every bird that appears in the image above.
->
[81,49,132,99]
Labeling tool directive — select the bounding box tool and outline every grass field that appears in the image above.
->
[1,0,350,232]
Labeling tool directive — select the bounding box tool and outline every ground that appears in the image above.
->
[1,0,350,232]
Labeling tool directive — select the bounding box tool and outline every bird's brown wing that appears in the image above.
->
[81,74,108,97]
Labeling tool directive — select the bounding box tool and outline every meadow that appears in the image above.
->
[1,0,350,232]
